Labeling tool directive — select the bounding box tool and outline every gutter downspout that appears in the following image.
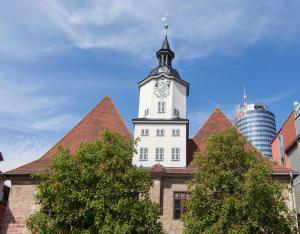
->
[290,171,298,230]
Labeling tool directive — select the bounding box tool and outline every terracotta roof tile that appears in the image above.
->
[5,97,132,175]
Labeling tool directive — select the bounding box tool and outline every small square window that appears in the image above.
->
[172,129,180,136]
[173,108,179,117]
[156,129,165,136]
[141,129,149,136]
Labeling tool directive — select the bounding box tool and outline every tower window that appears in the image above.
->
[174,192,189,219]
[172,129,180,136]
[139,148,148,161]
[172,148,180,161]
[156,129,165,136]
[141,129,149,136]
[155,148,164,161]
[173,108,179,117]
[144,108,149,116]
[158,102,166,113]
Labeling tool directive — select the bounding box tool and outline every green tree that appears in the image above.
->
[183,128,296,234]
[27,130,163,234]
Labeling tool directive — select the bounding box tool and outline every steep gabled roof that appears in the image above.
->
[5,97,132,175]
[193,108,233,152]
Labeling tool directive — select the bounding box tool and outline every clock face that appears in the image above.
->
[154,77,170,99]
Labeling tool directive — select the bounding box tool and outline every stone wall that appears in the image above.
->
[1,174,297,234]
[149,175,190,234]
[152,174,297,234]
[1,177,38,234]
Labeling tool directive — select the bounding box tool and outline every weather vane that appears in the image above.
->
[162,12,168,37]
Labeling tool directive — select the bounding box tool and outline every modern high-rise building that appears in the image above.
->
[235,93,276,159]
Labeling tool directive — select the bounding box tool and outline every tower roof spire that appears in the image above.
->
[162,12,168,37]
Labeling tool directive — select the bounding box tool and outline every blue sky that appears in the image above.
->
[0,0,300,171]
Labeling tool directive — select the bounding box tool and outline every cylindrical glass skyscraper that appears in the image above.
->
[235,103,276,159]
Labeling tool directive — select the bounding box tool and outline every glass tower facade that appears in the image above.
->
[235,103,276,159]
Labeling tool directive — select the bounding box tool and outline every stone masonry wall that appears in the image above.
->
[152,175,297,234]
[1,179,38,234]
[149,176,189,234]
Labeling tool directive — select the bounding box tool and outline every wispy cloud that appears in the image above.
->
[0,134,54,172]
[1,1,300,60]
[0,73,79,132]
[257,90,293,105]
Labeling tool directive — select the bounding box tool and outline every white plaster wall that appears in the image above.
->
[133,123,187,167]
[172,81,187,119]
[138,78,187,119]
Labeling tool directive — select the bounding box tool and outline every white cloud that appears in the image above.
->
[0,73,79,132]
[1,0,300,60]
[0,134,54,172]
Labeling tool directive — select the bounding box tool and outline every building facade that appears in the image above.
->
[235,100,276,159]
[272,101,300,220]
[132,35,189,168]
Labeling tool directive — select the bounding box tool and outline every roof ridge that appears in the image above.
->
[107,97,133,137]
[192,108,232,139]
[40,96,116,160]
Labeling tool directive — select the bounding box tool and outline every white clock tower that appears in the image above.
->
[133,22,189,168]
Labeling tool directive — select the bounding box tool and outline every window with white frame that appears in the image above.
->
[144,108,149,116]
[172,129,180,136]
[155,148,164,161]
[156,129,165,136]
[172,148,180,161]
[139,148,148,161]
[174,108,179,117]
[158,101,166,113]
[141,129,149,136]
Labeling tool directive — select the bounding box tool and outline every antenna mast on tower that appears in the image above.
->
[243,86,247,107]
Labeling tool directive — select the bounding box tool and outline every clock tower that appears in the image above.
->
[132,24,189,168]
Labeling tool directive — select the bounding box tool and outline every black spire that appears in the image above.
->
[147,15,180,79]
[156,36,175,67]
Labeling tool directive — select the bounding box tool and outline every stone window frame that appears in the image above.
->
[173,191,189,220]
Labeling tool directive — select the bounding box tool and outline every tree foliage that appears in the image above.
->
[183,128,296,234]
[27,130,163,234]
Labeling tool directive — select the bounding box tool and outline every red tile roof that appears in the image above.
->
[193,108,233,152]
[5,97,132,175]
